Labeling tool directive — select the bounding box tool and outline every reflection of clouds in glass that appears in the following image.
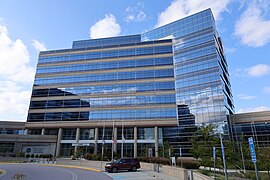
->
[173,38,185,50]
[176,87,225,124]
[81,95,165,107]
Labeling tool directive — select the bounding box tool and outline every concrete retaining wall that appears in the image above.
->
[56,159,108,171]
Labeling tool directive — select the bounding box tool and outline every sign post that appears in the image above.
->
[248,137,259,180]
[149,148,152,163]
[213,147,216,180]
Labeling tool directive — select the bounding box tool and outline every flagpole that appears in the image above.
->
[111,118,114,161]
[121,120,124,158]
[101,121,105,161]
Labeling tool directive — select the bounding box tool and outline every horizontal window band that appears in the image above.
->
[35,65,174,78]
[33,77,175,90]
[30,90,176,101]
[39,42,173,57]
[25,118,178,128]
[37,53,173,67]
[28,104,176,113]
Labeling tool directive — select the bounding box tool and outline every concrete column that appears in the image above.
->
[41,128,45,135]
[134,126,137,158]
[56,128,62,157]
[74,128,80,152]
[113,127,117,152]
[155,126,159,157]
[94,127,98,154]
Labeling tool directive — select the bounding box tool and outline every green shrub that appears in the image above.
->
[138,157,170,165]
[16,152,25,157]
[71,155,76,160]
[25,154,30,158]
[84,154,93,160]
[83,154,102,161]
[176,159,200,169]
[31,154,34,158]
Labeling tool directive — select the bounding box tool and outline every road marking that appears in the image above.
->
[112,176,125,179]
[0,169,7,177]
[39,164,102,172]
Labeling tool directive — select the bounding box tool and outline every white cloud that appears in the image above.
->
[237,106,270,113]
[155,0,231,27]
[0,81,32,121]
[247,64,270,77]
[237,94,257,100]
[90,14,121,39]
[0,22,35,121]
[234,1,270,47]
[125,2,147,23]
[32,39,47,51]
[234,64,270,77]
[225,47,236,54]
[263,86,270,93]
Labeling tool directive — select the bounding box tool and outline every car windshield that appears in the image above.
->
[112,158,121,163]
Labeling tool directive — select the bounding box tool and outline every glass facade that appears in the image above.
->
[27,9,234,156]
[232,122,270,147]
[28,39,176,123]
[142,9,234,155]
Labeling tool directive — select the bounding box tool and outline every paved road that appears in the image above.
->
[0,163,112,180]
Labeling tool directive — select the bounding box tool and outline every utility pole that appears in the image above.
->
[240,142,246,173]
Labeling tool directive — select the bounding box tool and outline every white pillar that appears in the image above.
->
[134,127,137,158]
[113,127,117,152]
[56,128,62,157]
[41,128,45,135]
[155,126,159,157]
[94,127,98,154]
[74,128,80,152]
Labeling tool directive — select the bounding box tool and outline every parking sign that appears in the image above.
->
[213,147,216,159]
[248,137,257,163]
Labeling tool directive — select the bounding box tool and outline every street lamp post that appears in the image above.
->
[220,134,228,180]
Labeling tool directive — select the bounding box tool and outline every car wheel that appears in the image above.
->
[112,167,118,173]
[131,166,137,172]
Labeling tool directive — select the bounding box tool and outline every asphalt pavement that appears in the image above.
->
[0,163,112,180]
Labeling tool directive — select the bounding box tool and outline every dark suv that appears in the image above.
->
[105,158,140,173]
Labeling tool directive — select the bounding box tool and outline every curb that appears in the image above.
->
[0,162,20,164]
[39,164,102,172]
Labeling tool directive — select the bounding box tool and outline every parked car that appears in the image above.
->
[105,158,140,173]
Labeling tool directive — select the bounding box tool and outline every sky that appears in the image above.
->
[0,0,270,121]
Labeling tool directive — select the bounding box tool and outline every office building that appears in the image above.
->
[24,9,233,157]
[229,111,270,147]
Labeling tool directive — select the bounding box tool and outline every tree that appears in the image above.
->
[190,124,220,166]
[163,141,174,158]
[257,147,270,179]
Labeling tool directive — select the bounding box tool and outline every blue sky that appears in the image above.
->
[0,0,269,121]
